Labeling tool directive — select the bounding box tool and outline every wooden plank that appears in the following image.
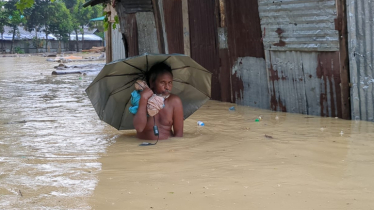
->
[135,12,159,54]
[219,49,231,102]
[116,4,139,57]
[106,22,112,63]
[163,0,184,54]
[151,0,165,54]
[182,0,190,56]
[124,13,139,57]
[336,0,351,120]
[188,0,220,100]
[225,0,265,103]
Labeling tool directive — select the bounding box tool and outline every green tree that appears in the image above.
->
[72,0,93,51]
[5,0,26,54]
[91,4,103,19]
[62,0,75,10]
[0,1,8,51]
[88,4,104,42]
[48,1,72,53]
[24,0,49,52]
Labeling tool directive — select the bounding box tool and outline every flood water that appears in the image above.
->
[1,55,374,209]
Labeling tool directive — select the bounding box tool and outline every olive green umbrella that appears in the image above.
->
[85,53,212,130]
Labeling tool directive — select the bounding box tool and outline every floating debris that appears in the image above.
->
[265,134,273,139]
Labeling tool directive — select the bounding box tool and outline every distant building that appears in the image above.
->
[0,25,103,53]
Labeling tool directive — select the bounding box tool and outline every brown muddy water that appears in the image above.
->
[1,56,374,210]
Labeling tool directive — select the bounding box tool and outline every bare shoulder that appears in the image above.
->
[167,94,182,107]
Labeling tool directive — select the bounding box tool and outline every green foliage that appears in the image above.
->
[31,36,45,48]
[14,46,24,54]
[113,15,119,29]
[96,31,104,40]
[48,1,72,40]
[5,0,26,28]
[62,0,76,10]
[103,12,119,31]
[103,13,108,31]
[24,0,49,36]
[72,0,93,28]
[0,2,7,34]
[91,4,103,18]
[3,0,104,53]
[16,0,35,13]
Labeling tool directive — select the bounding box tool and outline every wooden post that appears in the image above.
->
[182,0,190,56]
[106,23,112,63]
[151,0,165,54]
[336,0,351,120]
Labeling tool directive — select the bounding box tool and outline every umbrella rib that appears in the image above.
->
[110,77,139,96]
[160,56,171,64]
[100,77,138,121]
[146,55,148,71]
[118,98,131,130]
[104,73,143,78]
[86,73,142,92]
[173,80,211,99]
[123,61,145,73]
[171,66,212,73]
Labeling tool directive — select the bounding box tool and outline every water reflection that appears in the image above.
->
[1,56,374,209]
[0,56,116,209]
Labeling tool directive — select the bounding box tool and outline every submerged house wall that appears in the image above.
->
[347,0,374,122]
[258,0,350,119]
[98,0,361,120]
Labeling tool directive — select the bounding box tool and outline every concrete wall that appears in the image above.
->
[0,40,103,54]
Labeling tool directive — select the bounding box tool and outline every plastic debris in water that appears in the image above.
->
[340,130,344,136]
[275,115,279,120]
[258,116,262,120]
[229,106,235,111]
[255,119,260,122]
[197,121,205,126]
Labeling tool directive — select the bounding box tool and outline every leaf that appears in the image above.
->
[16,0,34,12]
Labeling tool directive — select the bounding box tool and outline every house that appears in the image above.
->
[84,0,374,122]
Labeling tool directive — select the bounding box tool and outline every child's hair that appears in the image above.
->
[146,62,173,87]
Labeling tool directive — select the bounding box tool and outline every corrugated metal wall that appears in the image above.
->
[266,51,343,117]
[111,26,126,61]
[109,0,353,120]
[225,0,267,108]
[163,0,184,54]
[257,0,349,118]
[347,0,374,122]
[258,0,340,51]
[188,0,221,100]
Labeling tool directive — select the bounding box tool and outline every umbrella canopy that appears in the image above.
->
[85,53,212,130]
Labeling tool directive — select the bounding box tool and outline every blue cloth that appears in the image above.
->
[129,90,141,114]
